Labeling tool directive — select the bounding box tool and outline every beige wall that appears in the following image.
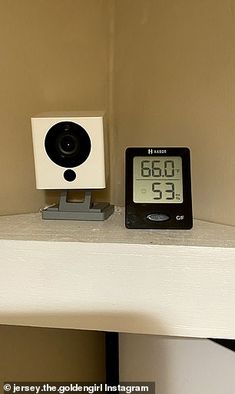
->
[0,0,234,226]
[0,325,105,380]
[0,0,111,215]
[113,0,235,225]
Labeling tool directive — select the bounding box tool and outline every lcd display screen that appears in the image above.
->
[133,156,183,203]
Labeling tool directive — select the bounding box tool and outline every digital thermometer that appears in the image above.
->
[125,147,193,229]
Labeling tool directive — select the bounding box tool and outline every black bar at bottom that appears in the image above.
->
[105,332,119,385]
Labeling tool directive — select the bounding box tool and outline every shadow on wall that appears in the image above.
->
[0,311,166,387]
[0,323,105,381]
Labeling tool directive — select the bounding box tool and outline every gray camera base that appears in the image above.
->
[42,190,114,221]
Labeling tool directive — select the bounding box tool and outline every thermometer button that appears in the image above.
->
[147,213,170,222]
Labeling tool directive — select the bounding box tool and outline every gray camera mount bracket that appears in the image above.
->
[42,190,114,221]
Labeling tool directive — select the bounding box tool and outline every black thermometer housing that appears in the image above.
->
[125,147,193,229]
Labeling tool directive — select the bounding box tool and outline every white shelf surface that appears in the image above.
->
[0,208,234,339]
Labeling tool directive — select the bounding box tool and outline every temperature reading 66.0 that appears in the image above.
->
[141,159,175,178]
[134,156,183,203]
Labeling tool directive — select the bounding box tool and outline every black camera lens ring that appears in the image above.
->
[45,121,91,168]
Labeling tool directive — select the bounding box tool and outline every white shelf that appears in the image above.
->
[0,208,234,339]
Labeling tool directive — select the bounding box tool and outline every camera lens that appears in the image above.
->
[58,134,78,155]
[45,121,91,168]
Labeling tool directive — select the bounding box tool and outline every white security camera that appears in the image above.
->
[31,112,114,220]
[31,112,106,189]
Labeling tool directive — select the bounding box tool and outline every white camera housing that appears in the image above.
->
[31,112,106,189]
